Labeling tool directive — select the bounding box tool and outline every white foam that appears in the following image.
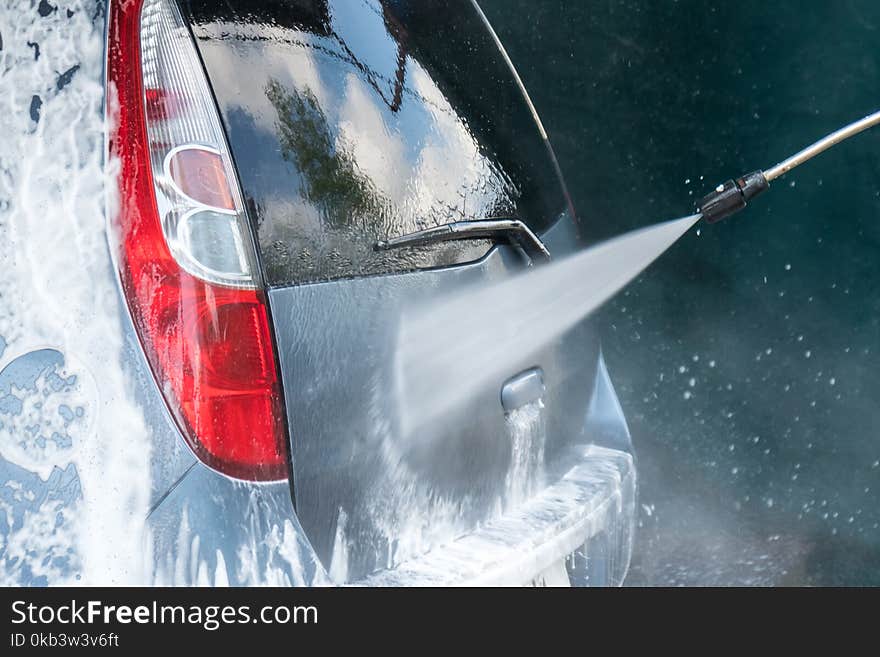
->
[0,0,152,584]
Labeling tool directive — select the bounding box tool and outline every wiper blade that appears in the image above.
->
[375,219,551,262]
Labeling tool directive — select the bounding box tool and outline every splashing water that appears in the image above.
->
[394,214,700,436]
[504,401,547,510]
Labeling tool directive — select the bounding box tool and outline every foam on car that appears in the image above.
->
[0,0,152,585]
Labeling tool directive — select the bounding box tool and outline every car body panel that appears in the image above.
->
[270,216,611,581]
[146,463,328,585]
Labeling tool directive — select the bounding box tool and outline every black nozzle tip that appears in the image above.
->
[698,170,769,223]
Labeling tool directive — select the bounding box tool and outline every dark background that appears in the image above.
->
[481,0,880,585]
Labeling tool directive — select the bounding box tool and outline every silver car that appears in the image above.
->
[1,0,635,586]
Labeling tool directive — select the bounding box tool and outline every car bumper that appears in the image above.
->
[359,445,635,586]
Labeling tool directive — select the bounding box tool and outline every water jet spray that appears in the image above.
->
[393,110,880,439]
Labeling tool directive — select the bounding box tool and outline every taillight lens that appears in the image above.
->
[107,0,288,481]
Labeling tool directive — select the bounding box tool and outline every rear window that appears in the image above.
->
[187,0,570,286]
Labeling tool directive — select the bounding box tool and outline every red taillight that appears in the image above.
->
[107,0,288,481]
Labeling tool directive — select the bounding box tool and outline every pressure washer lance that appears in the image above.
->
[698,109,880,223]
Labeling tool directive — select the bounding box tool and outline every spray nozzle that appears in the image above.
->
[697,170,769,223]
[696,109,880,224]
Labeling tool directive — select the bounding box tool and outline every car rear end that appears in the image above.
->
[2,0,635,586]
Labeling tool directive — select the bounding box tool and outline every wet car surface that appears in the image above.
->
[2,0,635,585]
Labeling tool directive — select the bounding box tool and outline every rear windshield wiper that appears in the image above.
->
[374,219,551,262]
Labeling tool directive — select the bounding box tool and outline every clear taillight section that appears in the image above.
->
[140,0,255,286]
[107,0,289,481]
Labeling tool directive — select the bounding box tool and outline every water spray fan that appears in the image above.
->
[698,109,880,223]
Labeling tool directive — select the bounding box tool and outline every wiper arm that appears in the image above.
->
[375,219,551,262]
